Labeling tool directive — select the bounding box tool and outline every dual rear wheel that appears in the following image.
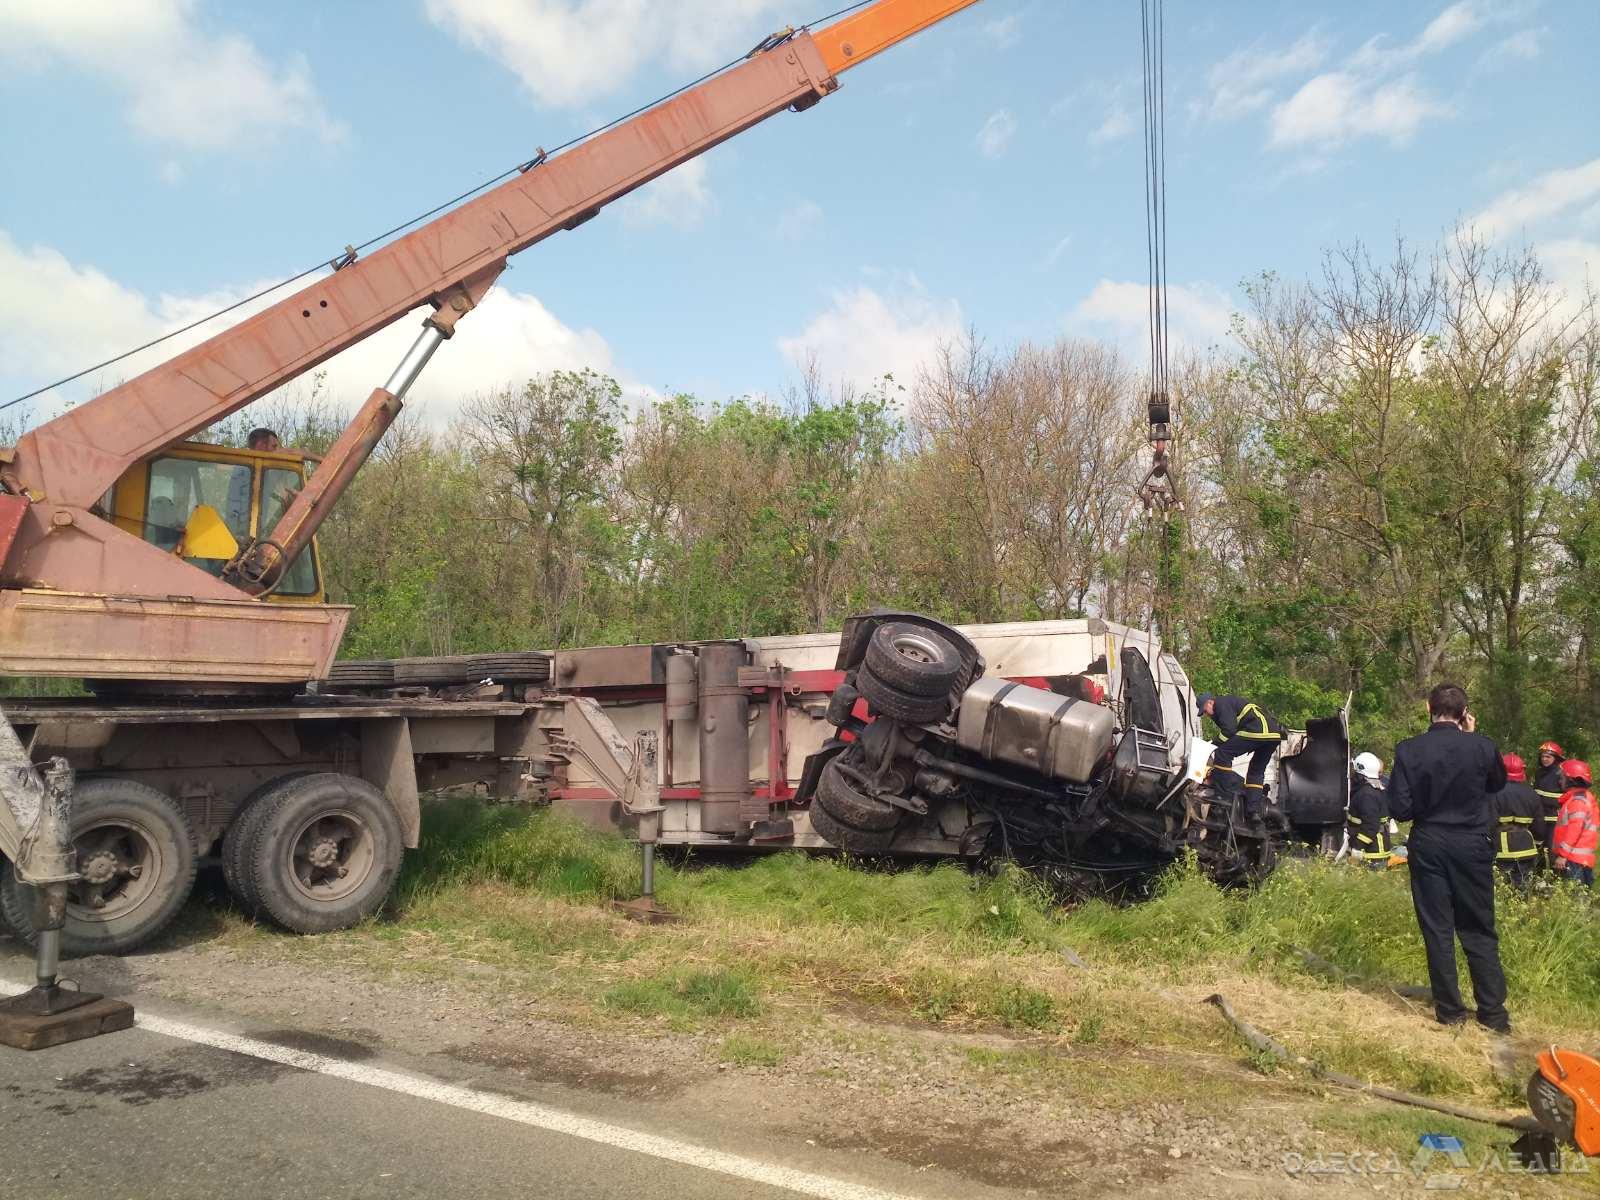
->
[1,772,402,957]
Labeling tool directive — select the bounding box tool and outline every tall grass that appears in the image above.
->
[395,798,1599,1029]
[1062,854,1600,1026]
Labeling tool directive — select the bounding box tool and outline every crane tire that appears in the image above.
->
[243,773,402,934]
[222,771,317,915]
[0,778,197,957]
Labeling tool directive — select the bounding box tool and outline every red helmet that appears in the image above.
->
[1502,753,1525,782]
[1560,758,1591,785]
[1540,740,1565,757]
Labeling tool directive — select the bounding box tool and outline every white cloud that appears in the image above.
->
[982,15,1021,50]
[424,0,790,109]
[1070,279,1235,351]
[1200,3,1532,156]
[1416,1,1491,54]
[976,109,1017,159]
[618,159,715,230]
[0,230,621,427]
[0,0,342,151]
[1194,29,1330,122]
[779,275,963,390]
[1269,72,1446,149]
[1479,27,1544,69]
[776,199,824,241]
[1539,239,1600,312]
[1089,108,1134,147]
[1468,159,1600,242]
[1348,1,1500,74]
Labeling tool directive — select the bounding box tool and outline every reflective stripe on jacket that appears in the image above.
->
[1211,695,1282,742]
[1496,815,1539,861]
[1491,780,1544,862]
[1349,825,1392,859]
[1347,778,1390,859]
[1553,789,1599,868]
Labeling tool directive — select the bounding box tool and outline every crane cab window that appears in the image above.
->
[143,456,251,569]
[259,465,318,596]
[123,446,323,602]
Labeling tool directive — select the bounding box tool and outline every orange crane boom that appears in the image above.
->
[0,0,980,621]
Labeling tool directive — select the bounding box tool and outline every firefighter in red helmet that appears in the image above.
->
[1533,741,1566,869]
[1553,759,1598,887]
[1489,753,1544,887]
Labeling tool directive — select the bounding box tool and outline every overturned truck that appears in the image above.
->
[548,611,1350,885]
[0,611,1348,960]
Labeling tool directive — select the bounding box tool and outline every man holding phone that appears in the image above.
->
[1388,683,1511,1032]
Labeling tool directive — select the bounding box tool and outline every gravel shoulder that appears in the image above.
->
[2,887,1585,1200]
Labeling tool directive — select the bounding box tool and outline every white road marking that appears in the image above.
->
[0,978,919,1200]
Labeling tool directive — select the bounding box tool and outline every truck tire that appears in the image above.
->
[222,772,316,915]
[243,773,403,934]
[392,656,472,686]
[855,665,950,724]
[816,758,902,831]
[808,800,896,854]
[0,778,197,957]
[864,622,962,697]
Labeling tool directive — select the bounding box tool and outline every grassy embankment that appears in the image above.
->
[200,797,1599,1155]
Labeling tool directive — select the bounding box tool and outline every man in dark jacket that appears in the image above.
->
[1490,752,1544,888]
[1197,693,1284,825]
[1389,683,1510,1032]
[1533,740,1566,867]
[1347,752,1391,867]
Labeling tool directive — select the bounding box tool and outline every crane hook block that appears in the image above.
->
[1147,391,1170,426]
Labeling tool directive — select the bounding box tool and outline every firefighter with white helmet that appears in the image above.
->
[1347,752,1391,867]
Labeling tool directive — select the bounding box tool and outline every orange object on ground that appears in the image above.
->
[1531,1047,1600,1156]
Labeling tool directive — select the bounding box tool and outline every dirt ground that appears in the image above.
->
[4,899,1589,1199]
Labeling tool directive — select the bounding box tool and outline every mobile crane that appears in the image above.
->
[0,0,983,1046]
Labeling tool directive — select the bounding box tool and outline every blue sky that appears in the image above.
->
[1,0,1596,427]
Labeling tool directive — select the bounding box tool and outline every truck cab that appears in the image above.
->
[100,441,324,604]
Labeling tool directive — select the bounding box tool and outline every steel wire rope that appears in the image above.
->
[3,0,882,414]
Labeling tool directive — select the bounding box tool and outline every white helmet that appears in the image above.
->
[1354,752,1382,781]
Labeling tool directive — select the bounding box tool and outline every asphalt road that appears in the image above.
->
[2,1020,842,1200]
[0,964,974,1200]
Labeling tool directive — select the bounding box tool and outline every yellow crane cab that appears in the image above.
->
[99,441,325,604]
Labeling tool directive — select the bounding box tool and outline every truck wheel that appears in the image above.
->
[243,773,402,934]
[0,778,197,957]
[816,758,902,831]
[864,623,962,697]
[856,665,950,724]
[222,772,316,915]
[808,801,896,854]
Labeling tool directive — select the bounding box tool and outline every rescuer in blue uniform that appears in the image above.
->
[1197,693,1284,827]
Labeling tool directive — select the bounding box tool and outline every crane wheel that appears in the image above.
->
[242,773,402,934]
[222,771,317,915]
[0,778,197,957]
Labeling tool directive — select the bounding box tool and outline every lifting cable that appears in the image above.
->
[1136,0,1177,515]
[1136,0,1182,637]
[1,1,882,416]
